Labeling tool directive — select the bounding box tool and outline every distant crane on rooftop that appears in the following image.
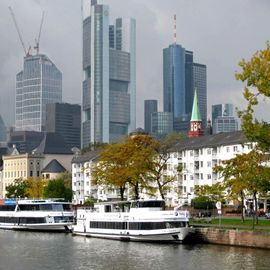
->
[34,11,45,55]
[9,6,45,57]
[8,6,31,56]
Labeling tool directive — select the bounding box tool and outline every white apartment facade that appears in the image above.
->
[72,131,253,206]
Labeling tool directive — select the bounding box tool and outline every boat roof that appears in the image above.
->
[0,199,70,205]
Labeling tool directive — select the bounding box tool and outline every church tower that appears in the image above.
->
[188,89,204,137]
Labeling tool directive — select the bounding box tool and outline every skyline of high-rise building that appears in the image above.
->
[82,0,136,146]
[163,41,207,134]
[15,54,62,132]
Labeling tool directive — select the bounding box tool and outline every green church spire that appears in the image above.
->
[190,88,202,121]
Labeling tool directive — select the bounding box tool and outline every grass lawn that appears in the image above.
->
[190,217,270,227]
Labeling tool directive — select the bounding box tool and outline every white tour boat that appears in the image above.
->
[0,199,74,231]
[72,200,190,242]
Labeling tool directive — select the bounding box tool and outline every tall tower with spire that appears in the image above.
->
[188,89,204,137]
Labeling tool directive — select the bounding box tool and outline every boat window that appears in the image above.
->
[131,201,165,209]
[90,221,127,230]
[0,205,16,211]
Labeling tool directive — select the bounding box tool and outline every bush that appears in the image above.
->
[191,196,215,209]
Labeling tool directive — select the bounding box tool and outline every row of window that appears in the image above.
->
[89,221,187,230]
[0,216,45,224]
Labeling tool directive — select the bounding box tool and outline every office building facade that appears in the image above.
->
[0,115,6,143]
[82,0,136,146]
[163,43,207,133]
[163,44,186,120]
[151,112,173,138]
[45,103,81,149]
[193,63,207,128]
[15,54,62,132]
[212,104,238,134]
[144,100,158,133]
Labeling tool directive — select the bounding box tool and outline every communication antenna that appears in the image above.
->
[34,11,45,55]
[173,14,177,44]
[9,6,31,56]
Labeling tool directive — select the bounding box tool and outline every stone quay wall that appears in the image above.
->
[188,227,270,249]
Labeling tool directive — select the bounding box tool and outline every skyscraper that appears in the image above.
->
[0,115,6,143]
[163,44,186,120]
[144,100,158,133]
[45,103,81,149]
[163,44,207,133]
[193,63,207,128]
[82,0,136,146]
[212,104,238,134]
[15,54,62,132]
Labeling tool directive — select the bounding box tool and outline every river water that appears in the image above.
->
[0,230,269,270]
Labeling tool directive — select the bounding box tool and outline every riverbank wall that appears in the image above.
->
[185,227,270,249]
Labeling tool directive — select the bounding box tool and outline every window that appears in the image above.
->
[200,161,203,167]
[207,174,212,179]
[30,171,33,177]
[233,146,238,152]
[226,147,230,153]
[200,173,203,180]
[207,161,211,167]
[207,149,211,155]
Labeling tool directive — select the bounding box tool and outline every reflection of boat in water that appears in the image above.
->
[0,199,74,232]
[73,200,191,242]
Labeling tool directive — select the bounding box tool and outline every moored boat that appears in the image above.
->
[72,199,191,242]
[0,199,74,232]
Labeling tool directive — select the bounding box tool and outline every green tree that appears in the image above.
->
[215,150,270,225]
[5,178,28,198]
[43,177,72,201]
[236,42,270,152]
[194,183,225,203]
[145,133,184,200]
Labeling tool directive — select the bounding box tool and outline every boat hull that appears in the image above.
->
[73,227,191,242]
[0,222,73,232]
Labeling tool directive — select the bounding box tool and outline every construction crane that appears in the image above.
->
[8,6,31,57]
[34,11,45,55]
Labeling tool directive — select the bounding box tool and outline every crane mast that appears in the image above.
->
[8,6,30,57]
[34,11,45,55]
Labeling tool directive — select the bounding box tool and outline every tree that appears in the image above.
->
[43,176,73,201]
[93,134,157,200]
[26,177,47,199]
[215,150,270,225]
[194,183,225,203]
[235,42,270,224]
[236,42,270,152]
[5,178,28,198]
[92,142,131,201]
[145,133,184,200]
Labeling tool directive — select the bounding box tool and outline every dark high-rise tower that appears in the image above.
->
[45,103,81,149]
[144,100,158,133]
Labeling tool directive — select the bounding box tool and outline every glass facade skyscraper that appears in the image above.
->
[212,104,238,134]
[193,63,207,129]
[151,112,173,138]
[0,115,6,143]
[163,44,186,119]
[15,54,62,132]
[82,0,136,146]
[144,100,158,133]
[163,43,207,133]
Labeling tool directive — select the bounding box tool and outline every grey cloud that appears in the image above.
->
[0,0,270,128]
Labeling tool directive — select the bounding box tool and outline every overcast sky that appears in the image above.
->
[0,0,270,128]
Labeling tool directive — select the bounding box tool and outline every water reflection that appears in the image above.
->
[0,230,269,270]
